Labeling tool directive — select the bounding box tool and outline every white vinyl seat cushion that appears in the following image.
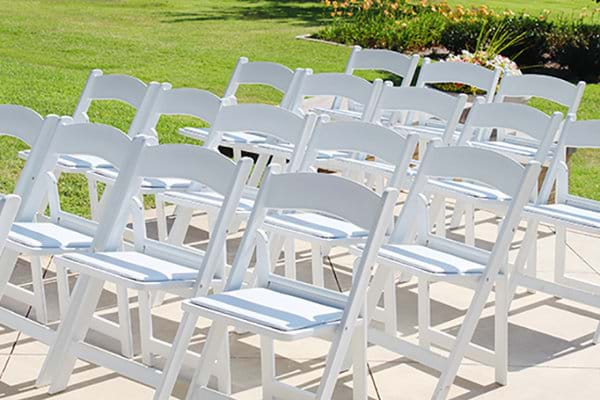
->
[429,179,512,201]
[374,243,486,275]
[524,203,600,230]
[191,287,344,331]
[18,149,113,170]
[469,140,538,159]
[310,106,363,121]
[62,251,199,282]
[90,168,192,190]
[9,222,93,249]
[255,142,349,160]
[179,127,268,144]
[160,189,255,213]
[265,212,368,240]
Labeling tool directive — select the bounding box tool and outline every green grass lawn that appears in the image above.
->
[0,0,599,216]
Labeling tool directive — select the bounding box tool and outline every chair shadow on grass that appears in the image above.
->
[160,0,327,27]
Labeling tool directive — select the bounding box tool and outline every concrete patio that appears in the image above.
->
[0,202,599,399]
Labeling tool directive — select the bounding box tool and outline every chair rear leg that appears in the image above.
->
[166,207,194,246]
[260,336,276,400]
[352,320,368,400]
[0,249,21,300]
[138,289,154,365]
[87,176,100,221]
[116,285,134,358]
[311,244,325,287]
[155,197,168,242]
[283,238,296,280]
[30,256,48,324]
[56,263,70,320]
[418,279,431,350]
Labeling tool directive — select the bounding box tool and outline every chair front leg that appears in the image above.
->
[260,336,276,400]
[418,279,431,350]
[56,263,70,319]
[155,197,168,242]
[352,319,368,400]
[0,249,21,300]
[138,289,154,365]
[37,274,105,392]
[116,285,134,358]
[311,244,325,287]
[166,206,194,246]
[464,204,475,246]
[494,273,508,385]
[283,238,296,280]
[87,175,100,221]
[153,312,199,400]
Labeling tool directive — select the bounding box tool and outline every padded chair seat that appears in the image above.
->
[255,142,348,160]
[9,223,93,250]
[525,203,600,230]
[429,179,512,201]
[91,168,192,190]
[375,243,486,275]
[265,212,368,240]
[310,107,363,121]
[191,287,344,331]
[392,124,461,143]
[18,149,113,169]
[160,189,255,213]
[62,251,199,282]
[179,127,268,144]
[469,141,538,158]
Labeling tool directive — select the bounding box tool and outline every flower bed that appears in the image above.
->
[315,0,600,82]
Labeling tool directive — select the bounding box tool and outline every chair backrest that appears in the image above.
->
[139,84,227,139]
[72,69,161,136]
[300,119,418,189]
[539,116,600,204]
[94,144,253,284]
[225,168,399,314]
[19,117,150,222]
[458,102,563,163]
[205,104,318,172]
[495,74,586,115]
[345,46,420,87]
[0,105,44,147]
[391,145,541,250]
[224,57,301,109]
[416,59,501,103]
[0,194,21,256]
[374,85,468,144]
[291,71,384,121]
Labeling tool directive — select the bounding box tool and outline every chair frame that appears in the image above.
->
[154,168,399,400]
[363,145,541,399]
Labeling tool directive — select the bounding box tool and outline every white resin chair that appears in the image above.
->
[511,116,600,344]
[265,119,418,289]
[417,58,501,103]
[87,85,226,222]
[434,102,562,245]
[0,117,149,357]
[179,57,304,152]
[0,194,21,256]
[156,104,318,246]
[373,85,467,146]
[333,46,420,117]
[361,145,540,400]
[154,169,399,400]
[291,70,384,122]
[36,143,252,395]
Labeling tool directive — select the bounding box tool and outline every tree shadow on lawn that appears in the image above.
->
[160,0,327,27]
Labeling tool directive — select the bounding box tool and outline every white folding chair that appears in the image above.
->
[511,116,600,344]
[154,169,399,400]
[87,85,226,224]
[0,118,149,358]
[36,144,252,395]
[0,194,21,255]
[265,119,417,289]
[333,46,420,115]
[434,102,562,245]
[361,145,540,400]
[179,57,304,153]
[156,104,318,246]
[373,85,467,146]
[417,58,501,103]
[291,70,384,122]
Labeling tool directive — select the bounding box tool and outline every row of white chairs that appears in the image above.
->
[0,47,597,399]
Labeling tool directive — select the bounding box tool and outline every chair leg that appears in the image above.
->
[525,223,540,294]
[311,244,325,287]
[232,148,242,162]
[155,197,168,242]
[464,204,475,246]
[449,202,465,229]
[352,320,368,400]
[166,206,194,246]
[30,256,48,324]
[87,176,100,221]
[260,336,276,400]
[56,263,70,320]
[153,312,199,400]
[507,220,538,308]
[383,272,397,335]
[185,320,229,399]
[37,275,105,392]
[418,279,431,350]
[494,274,508,385]
[138,290,154,365]
[116,285,134,358]
[554,226,567,284]
[283,238,296,280]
